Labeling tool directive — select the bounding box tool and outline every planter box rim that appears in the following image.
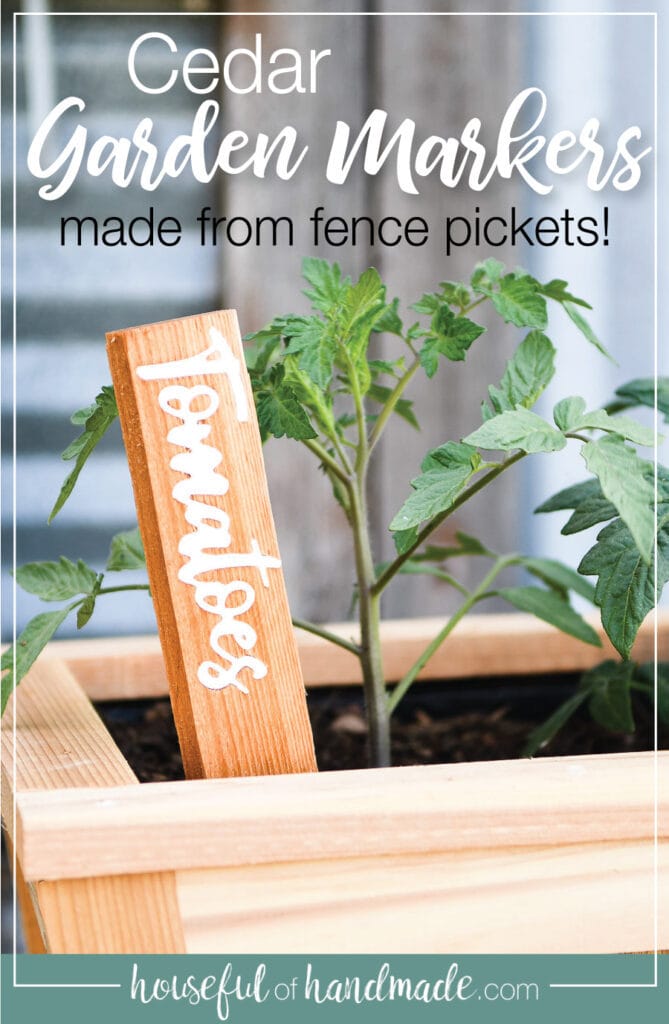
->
[13,748,666,883]
[43,608,668,702]
[3,647,668,956]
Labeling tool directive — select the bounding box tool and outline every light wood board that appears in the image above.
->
[15,751,664,882]
[107,311,316,780]
[176,839,664,953]
[4,657,666,954]
[1,659,185,953]
[46,609,667,701]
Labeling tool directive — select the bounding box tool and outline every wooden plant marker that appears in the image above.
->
[107,311,317,780]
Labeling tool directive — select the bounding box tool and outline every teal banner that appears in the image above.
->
[1,955,667,1023]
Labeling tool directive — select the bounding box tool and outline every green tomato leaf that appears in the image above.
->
[581,436,655,562]
[77,594,97,630]
[1,607,72,713]
[50,386,119,522]
[342,267,386,333]
[392,527,419,555]
[419,307,485,376]
[70,401,97,426]
[464,408,567,454]
[390,442,481,532]
[498,586,601,646]
[578,511,669,659]
[471,258,505,292]
[15,557,98,601]
[522,690,590,757]
[553,396,587,432]
[519,556,596,602]
[368,358,404,378]
[367,383,419,430]
[324,267,386,396]
[283,316,336,390]
[484,330,556,419]
[412,281,471,316]
[438,281,472,308]
[76,572,101,630]
[244,330,281,375]
[562,301,613,359]
[411,292,441,315]
[412,532,494,562]
[631,662,669,724]
[535,477,618,535]
[562,495,620,535]
[389,469,472,532]
[539,279,592,309]
[347,273,387,393]
[397,561,465,590]
[535,477,603,514]
[256,385,317,441]
[302,257,350,313]
[555,401,656,446]
[581,660,635,733]
[282,357,338,438]
[371,298,403,337]
[611,377,669,423]
[490,274,547,329]
[580,410,656,446]
[418,339,440,379]
[420,440,481,473]
[107,528,146,572]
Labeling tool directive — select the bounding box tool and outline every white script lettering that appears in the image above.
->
[326,88,650,195]
[137,328,280,694]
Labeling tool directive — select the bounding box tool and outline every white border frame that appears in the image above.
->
[5,2,659,991]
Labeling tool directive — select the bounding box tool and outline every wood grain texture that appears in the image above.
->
[219,7,527,625]
[5,837,46,954]
[49,609,667,701]
[15,750,666,882]
[34,873,184,954]
[1,658,186,953]
[346,5,525,619]
[5,658,666,954]
[107,311,316,780]
[176,839,666,953]
[1,657,136,794]
[219,3,370,626]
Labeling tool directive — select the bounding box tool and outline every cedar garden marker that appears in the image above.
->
[107,311,317,779]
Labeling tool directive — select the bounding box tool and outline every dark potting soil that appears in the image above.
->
[97,674,667,783]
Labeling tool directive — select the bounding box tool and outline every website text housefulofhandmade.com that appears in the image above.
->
[129,961,541,1020]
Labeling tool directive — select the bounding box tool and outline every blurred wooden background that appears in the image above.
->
[221,3,524,620]
[3,0,527,637]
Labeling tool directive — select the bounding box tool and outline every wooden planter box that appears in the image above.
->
[2,611,668,954]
